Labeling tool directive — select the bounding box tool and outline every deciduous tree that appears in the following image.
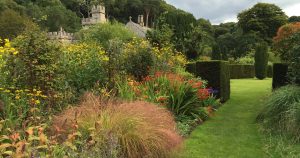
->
[238,3,288,42]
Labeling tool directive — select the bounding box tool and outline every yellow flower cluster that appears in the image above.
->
[0,87,46,106]
[123,38,187,69]
[0,39,19,56]
[65,43,109,62]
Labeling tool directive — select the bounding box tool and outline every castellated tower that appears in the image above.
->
[47,27,75,43]
[82,5,107,27]
[138,15,144,26]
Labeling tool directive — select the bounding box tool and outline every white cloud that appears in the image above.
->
[284,3,300,16]
[165,0,300,24]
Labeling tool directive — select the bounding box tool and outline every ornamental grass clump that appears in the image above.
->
[51,93,182,158]
[257,85,300,142]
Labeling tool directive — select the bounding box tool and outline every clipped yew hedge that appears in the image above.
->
[272,63,289,89]
[186,61,230,103]
[230,64,255,79]
[229,64,273,79]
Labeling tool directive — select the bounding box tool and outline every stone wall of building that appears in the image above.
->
[82,5,106,27]
[47,27,75,43]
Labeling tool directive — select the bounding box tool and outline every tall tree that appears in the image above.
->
[142,0,160,27]
[238,3,288,42]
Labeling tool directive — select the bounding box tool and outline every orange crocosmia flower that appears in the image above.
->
[192,82,203,88]
[157,96,168,102]
[198,89,210,100]
[10,132,20,141]
[26,127,34,136]
[188,80,194,85]
[144,76,152,82]
[143,95,149,99]
[155,71,163,78]
[128,81,134,86]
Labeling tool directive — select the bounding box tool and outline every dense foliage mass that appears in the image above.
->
[0,0,300,156]
[258,85,300,142]
[0,20,218,156]
[238,3,288,43]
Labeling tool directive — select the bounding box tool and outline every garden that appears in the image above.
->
[0,0,300,158]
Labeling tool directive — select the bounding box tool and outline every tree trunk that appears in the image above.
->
[145,9,150,27]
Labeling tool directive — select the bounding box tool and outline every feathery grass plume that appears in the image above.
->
[51,93,182,157]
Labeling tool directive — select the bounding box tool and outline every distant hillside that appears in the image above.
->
[0,0,180,35]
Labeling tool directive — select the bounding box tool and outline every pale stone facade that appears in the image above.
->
[48,5,107,43]
[47,27,75,44]
[82,5,107,27]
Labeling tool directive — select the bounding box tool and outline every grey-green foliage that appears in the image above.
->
[257,85,300,142]
[255,42,269,79]
[78,22,135,50]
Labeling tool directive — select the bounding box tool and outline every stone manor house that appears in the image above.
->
[48,5,150,43]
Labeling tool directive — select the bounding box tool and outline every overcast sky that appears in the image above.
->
[165,0,300,24]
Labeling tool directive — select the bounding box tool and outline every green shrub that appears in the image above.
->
[117,72,219,121]
[230,64,255,79]
[257,85,300,142]
[236,56,255,65]
[272,63,289,89]
[186,60,230,103]
[123,47,154,81]
[255,43,269,80]
[78,22,135,50]
[61,42,108,93]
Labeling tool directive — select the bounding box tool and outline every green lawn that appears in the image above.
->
[181,79,272,158]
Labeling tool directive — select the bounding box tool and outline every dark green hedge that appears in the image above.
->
[230,64,255,79]
[272,63,289,89]
[229,64,273,79]
[186,61,230,103]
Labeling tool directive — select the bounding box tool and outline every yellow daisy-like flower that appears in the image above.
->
[35,100,41,105]
[102,56,109,62]
[36,90,42,96]
[15,95,21,100]
[13,51,19,55]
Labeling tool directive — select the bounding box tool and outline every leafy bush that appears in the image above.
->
[118,72,219,122]
[273,22,300,61]
[257,85,300,142]
[61,42,109,93]
[78,22,135,49]
[121,38,187,81]
[51,94,182,158]
[122,39,154,81]
[235,56,255,65]
[255,43,269,80]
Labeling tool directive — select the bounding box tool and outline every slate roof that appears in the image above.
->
[126,21,151,38]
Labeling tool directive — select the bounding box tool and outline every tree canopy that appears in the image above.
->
[238,3,288,42]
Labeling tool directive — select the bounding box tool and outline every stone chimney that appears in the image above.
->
[138,15,144,27]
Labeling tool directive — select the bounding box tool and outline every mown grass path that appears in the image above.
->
[181,79,272,158]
